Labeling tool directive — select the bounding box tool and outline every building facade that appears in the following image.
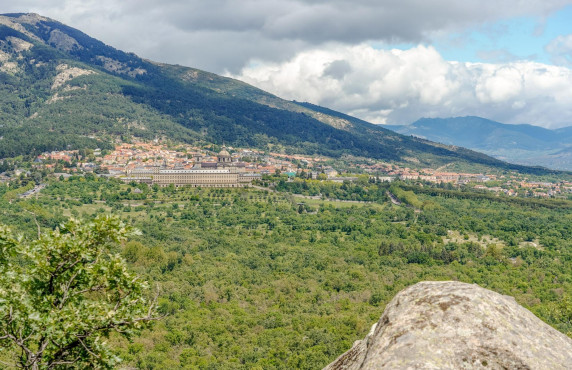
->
[121,149,261,187]
[123,167,259,187]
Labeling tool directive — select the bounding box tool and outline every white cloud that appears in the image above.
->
[475,66,524,103]
[3,0,570,72]
[232,44,572,128]
[546,34,572,67]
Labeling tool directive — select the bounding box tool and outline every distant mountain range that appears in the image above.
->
[0,13,563,175]
[385,117,572,170]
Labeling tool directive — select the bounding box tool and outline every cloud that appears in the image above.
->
[546,34,572,67]
[3,0,570,72]
[475,66,524,103]
[323,60,352,79]
[232,44,572,128]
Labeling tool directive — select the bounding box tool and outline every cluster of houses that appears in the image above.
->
[24,141,572,196]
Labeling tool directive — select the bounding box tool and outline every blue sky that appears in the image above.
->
[435,5,572,65]
[374,5,572,66]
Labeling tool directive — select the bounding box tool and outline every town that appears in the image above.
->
[8,140,571,198]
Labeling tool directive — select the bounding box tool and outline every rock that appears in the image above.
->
[48,29,82,52]
[325,281,572,369]
[51,64,96,90]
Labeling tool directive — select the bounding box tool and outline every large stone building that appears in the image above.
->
[122,149,260,187]
[123,168,255,187]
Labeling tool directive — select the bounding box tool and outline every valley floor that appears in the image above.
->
[1,177,571,368]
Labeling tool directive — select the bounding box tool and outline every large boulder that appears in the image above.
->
[325,281,572,369]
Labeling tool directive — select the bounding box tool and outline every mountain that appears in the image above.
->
[555,125,572,138]
[0,13,560,174]
[386,117,572,170]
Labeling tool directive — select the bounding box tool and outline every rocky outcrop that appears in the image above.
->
[325,281,572,369]
[51,64,96,90]
[48,29,82,52]
[96,56,147,77]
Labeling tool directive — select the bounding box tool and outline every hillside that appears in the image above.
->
[386,117,572,170]
[0,13,560,174]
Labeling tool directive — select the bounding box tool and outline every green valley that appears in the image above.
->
[1,175,571,368]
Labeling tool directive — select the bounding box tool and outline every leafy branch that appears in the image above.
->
[0,215,159,369]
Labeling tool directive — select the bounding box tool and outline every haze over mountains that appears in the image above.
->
[0,13,564,175]
[386,117,572,171]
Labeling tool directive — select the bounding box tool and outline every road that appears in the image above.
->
[19,183,46,198]
[386,191,402,205]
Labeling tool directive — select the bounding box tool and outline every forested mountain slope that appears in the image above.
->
[0,13,560,174]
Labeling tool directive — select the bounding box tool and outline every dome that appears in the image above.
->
[218,149,232,163]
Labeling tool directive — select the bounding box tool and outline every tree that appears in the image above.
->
[0,216,158,369]
[356,174,369,186]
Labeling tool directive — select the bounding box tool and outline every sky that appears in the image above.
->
[4,1,572,128]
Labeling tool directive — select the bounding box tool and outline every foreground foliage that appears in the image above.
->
[0,216,156,369]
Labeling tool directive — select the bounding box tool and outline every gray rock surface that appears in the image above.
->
[325,281,572,369]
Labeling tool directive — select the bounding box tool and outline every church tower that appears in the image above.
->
[217,148,232,164]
